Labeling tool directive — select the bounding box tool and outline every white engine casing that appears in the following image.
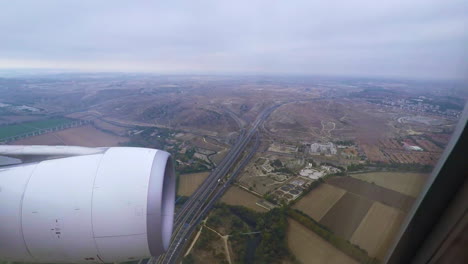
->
[0,147,175,263]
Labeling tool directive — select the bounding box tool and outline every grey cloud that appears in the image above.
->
[0,0,467,80]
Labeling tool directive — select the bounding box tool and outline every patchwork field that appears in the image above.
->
[350,202,405,260]
[319,192,373,240]
[293,183,346,221]
[326,177,415,212]
[362,138,444,166]
[12,125,128,147]
[178,172,210,196]
[293,176,413,261]
[351,172,428,197]
[221,186,267,212]
[287,218,358,264]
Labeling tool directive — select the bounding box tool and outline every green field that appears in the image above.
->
[0,118,74,140]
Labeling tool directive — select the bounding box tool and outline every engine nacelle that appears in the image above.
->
[0,147,175,263]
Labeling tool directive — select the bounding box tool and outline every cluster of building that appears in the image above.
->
[299,163,341,180]
[310,142,337,155]
[376,98,461,117]
[403,142,424,151]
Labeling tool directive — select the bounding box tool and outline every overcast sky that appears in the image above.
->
[0,0,467,80]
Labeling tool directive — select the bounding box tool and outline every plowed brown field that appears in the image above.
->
[319,192,373,240]
[326,177,415,212]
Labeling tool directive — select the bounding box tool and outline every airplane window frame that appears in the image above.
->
[385,104,468,264]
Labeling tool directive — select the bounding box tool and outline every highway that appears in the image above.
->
[151,104,279,264]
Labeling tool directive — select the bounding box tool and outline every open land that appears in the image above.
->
[287,218,358,264]
[350,202,405,260]
[220,186,267,212]
[319,192,373,240]
[326,176,416,212]
[351,172,428,197]
[178,172,210,196]
[0,117,73,140]
[11,125,128,147]
[0,74,464,263]
[293,183,347,221]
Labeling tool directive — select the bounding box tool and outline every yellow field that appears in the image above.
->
[221,186,266,212]
[178,172,210,196]
[350,202,405,260]
[351,172,428,197]
[293,184,347,221]
[287,219,358,264]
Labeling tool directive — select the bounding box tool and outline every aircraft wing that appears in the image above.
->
[0,145,108,165]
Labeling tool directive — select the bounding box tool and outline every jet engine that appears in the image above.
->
[0,146,175,263]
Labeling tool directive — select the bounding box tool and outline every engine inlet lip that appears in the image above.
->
[146,150,176,256]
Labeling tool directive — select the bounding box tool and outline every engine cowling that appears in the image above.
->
[0,147,175,263]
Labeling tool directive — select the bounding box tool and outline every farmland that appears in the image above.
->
[220,186,267,212]
[12,125,128,147]
[291,175,416,261]
[361,137,444,166]
[293,183,346,221]
[287,218,358,264]
[326,177,415,212]
[319,192,373,240]
[351,172,428,197]
[177,172,210,196]
[350,202,405,259]
[0,118,73,140]
[0,73,463,263]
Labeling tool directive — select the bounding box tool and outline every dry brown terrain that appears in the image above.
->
[383,149,441,166]
[350,202,405,260]
[293,184,347,221]
[319,192,373,240]
[12,125,128,147]
[326,176,415,212]
[266,99,395,143]
[363,137,444,166]
[351,172,428,197]
[361,144,388,163]
[221,186,267,212]
[190,136,226,152]
[178,172,210,196]
[287,218,358,264]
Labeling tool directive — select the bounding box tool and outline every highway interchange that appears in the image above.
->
[151,104,280,264]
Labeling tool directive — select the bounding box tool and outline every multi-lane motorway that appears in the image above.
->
[151,104,279,264]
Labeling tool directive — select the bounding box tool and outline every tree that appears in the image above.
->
[182,254,195,264]
[271,159,283,167]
